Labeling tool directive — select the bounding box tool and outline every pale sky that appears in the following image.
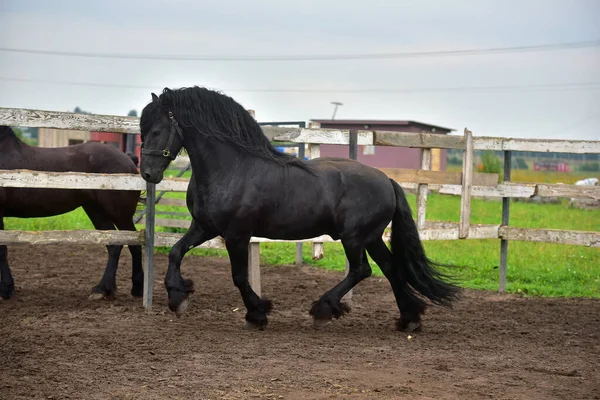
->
[1,0,599,140]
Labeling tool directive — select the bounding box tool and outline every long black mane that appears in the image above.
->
[142,86,312,172]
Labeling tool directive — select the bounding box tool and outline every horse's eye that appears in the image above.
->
[152,130,161,137]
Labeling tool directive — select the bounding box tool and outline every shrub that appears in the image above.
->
[480,151,502,175]
[578,162,600,172]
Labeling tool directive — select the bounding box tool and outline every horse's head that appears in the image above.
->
[139,92,184,184]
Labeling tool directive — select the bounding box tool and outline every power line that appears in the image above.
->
[2,77,600,93]
[1,40,599,62]
[2,76,600,96]
[553,111,600,134]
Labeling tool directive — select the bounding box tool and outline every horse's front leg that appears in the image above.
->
[225,237,273,330]
[0,215,15,300]
[165,220,216,316]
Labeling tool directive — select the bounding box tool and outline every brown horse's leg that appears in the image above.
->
[83,204,122,300]
[0,215,15,300]
[113,217,143,298]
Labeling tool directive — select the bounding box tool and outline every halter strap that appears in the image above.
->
[141,111,184,160]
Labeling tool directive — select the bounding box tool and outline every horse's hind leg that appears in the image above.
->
[309,241,372,328]
[0,216,15,300]
[225,237,272,330]
[83,204,122,300]
[113,218,143,298]
[366,238,424,332]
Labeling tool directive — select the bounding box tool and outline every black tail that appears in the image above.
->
[389,179,460,308]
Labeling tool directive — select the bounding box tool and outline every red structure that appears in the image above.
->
[89,132,141,159]
[310,120,454,170]
[533,162,569,172]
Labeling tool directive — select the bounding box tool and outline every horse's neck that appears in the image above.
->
[185,137,255,182]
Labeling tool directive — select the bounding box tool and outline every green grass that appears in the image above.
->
[4,169,599,299]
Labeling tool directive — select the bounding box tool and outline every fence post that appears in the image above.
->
[248,242,261,297]
[459,128,474,239]
[416,148,432,229]
[344,129,359,301]
[295,140,306,266]
[499,150,512,292]
[245,109,262,296]
[142,182,156,311]
[125,134,136,155]
[308,122,324,261]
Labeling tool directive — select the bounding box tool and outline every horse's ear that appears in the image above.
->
[151,93,159,102]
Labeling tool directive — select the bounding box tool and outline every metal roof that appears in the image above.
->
[310,119,454,132]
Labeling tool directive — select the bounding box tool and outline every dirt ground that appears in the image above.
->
[1,244,598,400]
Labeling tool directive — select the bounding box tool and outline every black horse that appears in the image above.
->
[0,125,143,301]
[139,87,460,332]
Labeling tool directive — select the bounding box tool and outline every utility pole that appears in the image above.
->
[331,101,343,120]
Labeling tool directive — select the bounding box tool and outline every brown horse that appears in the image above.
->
[0,125,143,301]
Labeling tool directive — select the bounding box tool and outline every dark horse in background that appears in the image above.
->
[0,125,143,301]
[139,87,460,332]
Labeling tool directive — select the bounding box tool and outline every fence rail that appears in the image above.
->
[1,106,599,310]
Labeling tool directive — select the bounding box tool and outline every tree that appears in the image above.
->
[73,106,91,114]
[127,109,138,117]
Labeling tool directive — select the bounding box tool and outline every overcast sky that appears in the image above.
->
[1,0,599,140]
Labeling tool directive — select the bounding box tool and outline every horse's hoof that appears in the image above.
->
[0,283,15,300]
[406,322,421,332]
[312,318,332,330]
[244,320,266,331]
[175,299,189,317]
[88,292,106,301]
[130,285,144,298]
[399,321,421,333]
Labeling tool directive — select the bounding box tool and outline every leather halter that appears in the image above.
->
[141,111,184,160]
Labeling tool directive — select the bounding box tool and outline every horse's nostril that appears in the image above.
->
[143,172,151,181]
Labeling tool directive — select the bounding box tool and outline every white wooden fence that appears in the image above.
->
[1,107,599,309]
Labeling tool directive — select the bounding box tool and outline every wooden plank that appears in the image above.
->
[2,106,599,154]
[0,229,143,245]
[383,223,500,241]
[154,234,226,249]
[416,149,432,230]
[4,225,595,248]
[459,129,474,239]
[154,218,190,229]
[248,242,261,296]
[269,126,374,145]
[499,227,600,247]
[0,107,140,134]
[0,229,226,248]
[438,183,537,198]
[0,169,189,192]
[499,150,512,293]
[312,242,324,260]
[143,183,156,310]
[139,217,191,229]
[156,198,188,207]
[153,211,191,217]
[295,242,303,265]
[537,184,600,200]
[306,134,324,261]
[374,130,465,149]
[474,136,600,154]
[379,168,498,186]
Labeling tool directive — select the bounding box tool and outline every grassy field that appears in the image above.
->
[5,171,599,298]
